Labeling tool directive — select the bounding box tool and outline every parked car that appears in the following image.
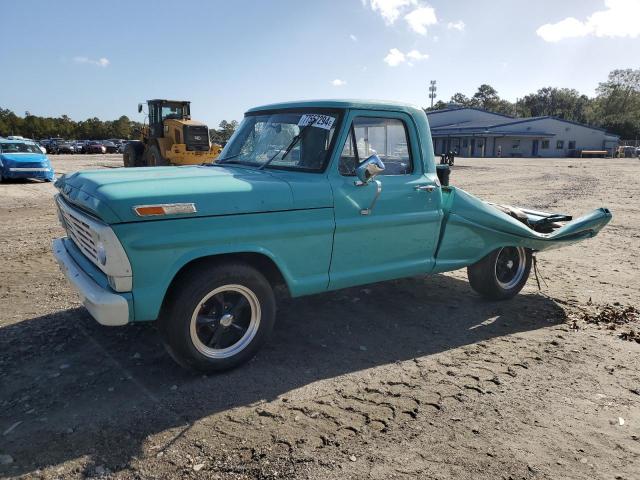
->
[51,99,612,372]
[46,138,65,154]
[55,142,76,154]
[85,141,106,154]
[102,141,118,153]
[117,141,128,154]
[0,138,55,182]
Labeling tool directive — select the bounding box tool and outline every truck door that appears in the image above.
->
[327,111,442,290]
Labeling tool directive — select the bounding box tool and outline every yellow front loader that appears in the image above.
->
[123,99,222,167]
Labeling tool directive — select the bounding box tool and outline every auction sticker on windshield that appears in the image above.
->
[298,114,335,130]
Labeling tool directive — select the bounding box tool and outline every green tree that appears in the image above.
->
[471,84,500,109]
[520,87,590,122]
[441,85,515,115]
[209,120,239,144]
[589,68,640,138]
[424,100,447,112]
[450,92,471,106]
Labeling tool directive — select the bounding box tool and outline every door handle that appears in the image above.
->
[415,184,436,192]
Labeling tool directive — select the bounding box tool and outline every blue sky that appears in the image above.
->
[1,0,639,127]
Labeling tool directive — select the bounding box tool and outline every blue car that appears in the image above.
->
[0,139,55,182]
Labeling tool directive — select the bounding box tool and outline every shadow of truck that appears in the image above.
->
[0,273,565,477]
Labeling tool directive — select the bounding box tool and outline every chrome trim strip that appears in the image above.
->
[9,167,50,172]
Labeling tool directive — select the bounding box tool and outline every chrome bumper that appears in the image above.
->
[52,238,129,326]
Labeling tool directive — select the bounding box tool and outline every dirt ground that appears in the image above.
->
[1,154,639,480]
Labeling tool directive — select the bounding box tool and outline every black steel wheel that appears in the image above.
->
[158,261,276,372]
[467,247,532,300]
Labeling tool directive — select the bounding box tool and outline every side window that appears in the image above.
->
[339,117,413,176]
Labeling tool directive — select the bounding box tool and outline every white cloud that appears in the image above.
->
[406,49,429,60]
[350,34,358,42]
[368,0,415,24]
[331,79,347,87]
[536,17,592,42]
[447,20,465,31]
[384,48,428,66]
[537,0,640,42]
[404,5,437,35]
[384,48,406,66]
[73,56,110,67]
[364,0,438,35]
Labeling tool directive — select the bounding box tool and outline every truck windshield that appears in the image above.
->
[217,111,341,172]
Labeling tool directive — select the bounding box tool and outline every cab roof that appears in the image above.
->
[247,99,425,115]
[147,99,190,104]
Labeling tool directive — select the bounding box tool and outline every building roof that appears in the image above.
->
[426,107,615,137]
[426,105,515,119]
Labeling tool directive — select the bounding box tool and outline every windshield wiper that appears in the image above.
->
[217,153,242,164]
[258,119,317,170]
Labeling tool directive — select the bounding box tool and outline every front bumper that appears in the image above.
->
[52,238,130,326]
[2,166,54,180]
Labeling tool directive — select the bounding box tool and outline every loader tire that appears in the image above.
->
[123,141,144,167]
[143,144,168,166]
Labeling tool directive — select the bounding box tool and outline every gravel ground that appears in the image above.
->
[0,154,639,480]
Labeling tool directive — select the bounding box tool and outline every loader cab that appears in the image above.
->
[144,99,191,139]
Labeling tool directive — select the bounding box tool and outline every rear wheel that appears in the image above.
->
[158,262,276,372]
[467,247,532,300]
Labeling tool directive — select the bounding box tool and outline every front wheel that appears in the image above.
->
[467,247,532,300]
[158,262,276,372]
[144,144,168,166]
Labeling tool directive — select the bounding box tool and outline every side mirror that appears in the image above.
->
[355,153,385,185]
[137,103,143,113]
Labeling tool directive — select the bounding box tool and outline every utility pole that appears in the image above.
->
[428,80,437,108]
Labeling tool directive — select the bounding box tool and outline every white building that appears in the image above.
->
[427,106,619,158]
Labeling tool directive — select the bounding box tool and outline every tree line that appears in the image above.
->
[0,110,142,140]
[0,109,240,144]
[427,68,640,139]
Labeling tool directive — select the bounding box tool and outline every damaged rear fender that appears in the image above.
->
[432,187,612,273]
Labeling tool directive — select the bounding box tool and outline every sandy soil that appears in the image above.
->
[0,154,639,480]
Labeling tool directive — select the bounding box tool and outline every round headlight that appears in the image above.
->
[96,241,107,265]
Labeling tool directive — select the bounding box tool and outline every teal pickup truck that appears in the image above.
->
[52,100,611,371]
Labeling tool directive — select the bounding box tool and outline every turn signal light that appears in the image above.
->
[133,203,197,217]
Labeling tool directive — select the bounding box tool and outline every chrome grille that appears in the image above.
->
[58,203,99,263]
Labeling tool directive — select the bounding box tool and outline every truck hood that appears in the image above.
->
[55,165,294,224]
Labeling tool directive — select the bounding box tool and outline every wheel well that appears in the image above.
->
[165,252,290,302]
